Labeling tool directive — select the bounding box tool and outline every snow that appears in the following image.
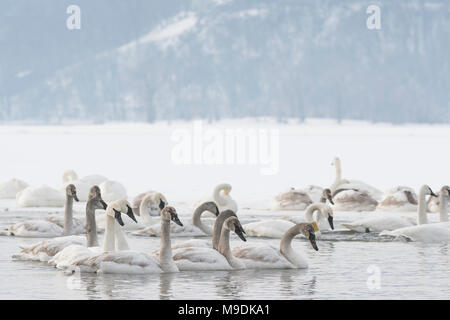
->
[0,118,448,212]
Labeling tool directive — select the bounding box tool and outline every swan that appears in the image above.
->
[4,184,84,237]
[195,183,238,214]
[61,170,107,201]
[16,185,66,207]
[131,191,168,217]
[58,206,183,274]
[243,203,334,238]
[99,180,127,202]
[0,178,29,199]
[168,216,247,271]
[379,185,450,242]
[332,188,379,212]
[330,156,383,208]
[377,186,418,212]
[134,201,220,237]
[233,222,319,269]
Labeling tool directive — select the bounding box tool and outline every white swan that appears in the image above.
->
[377,186,418,212]
[330,157,382,211]
[233,222,318,269]
[169,216,247,271]
[57,206,182,274]
[61,170,107,202]
[0,178,28,199]
[16,185,66,207]
[243,203,334,238]
[134,201,220,237]
[99,180,127,202]
[330,157,383,200]
[379,185,450,242]
[4,184,85,237]
[195,183,238,214]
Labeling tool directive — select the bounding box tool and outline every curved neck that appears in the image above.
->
[217,227,242,269]
[304,204,323,223]
[280,225,301,265]
[159,218,175,271]
[417,187,429,225]
[63,196,74,234]
[212,211,236,250]
[439,193,449,223]
[213,185,228,206]
[103,214,116,252]
[192,204,212,235]
[85,201,98,247]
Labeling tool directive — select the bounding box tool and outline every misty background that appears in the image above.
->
[0,0,449,125]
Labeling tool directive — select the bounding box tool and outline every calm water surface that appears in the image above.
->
[1,203,449,299]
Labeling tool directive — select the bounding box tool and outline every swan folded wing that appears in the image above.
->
[342,217,416,233]
[380,224,450,243]
[71,251,162,274]
[49,244,100,270]
[232,245,293,269]
[243,219,294,238]
[45,216,85,234]
[276,190,312,207]
[172,247,232,271]
[8,220,63,237]
[12,235,85,262]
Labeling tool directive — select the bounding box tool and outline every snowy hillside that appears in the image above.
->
[0,0,449,124]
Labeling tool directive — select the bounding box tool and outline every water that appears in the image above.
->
[1,201,449,300]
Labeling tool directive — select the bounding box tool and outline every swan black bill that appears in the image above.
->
[101,200,108,210]
[73,193,79,202]
[328,216,334,230]
[170,212,183,226]
[126,205,138,223]
[113,209,125,226]
[327,192,334,205]
[309,234,319,251]
[159,199,166,210]
[430,191,438,197]
[235,224,247,242]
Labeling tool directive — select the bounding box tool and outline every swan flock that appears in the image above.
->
[3,156,450,278]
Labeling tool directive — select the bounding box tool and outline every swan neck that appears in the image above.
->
[139,196,157,225]
[217,227,241,269]
[103,214,116,252]
[417,188,428,225]
[305,204,322,222]
[212,211,235,250]
[192,204,211,235]
[85,202,99,247]
[334,159,342,183]
[63,196,74,235]
[439,194,449,222]
[159,219,175,270]
[280,225,300,262]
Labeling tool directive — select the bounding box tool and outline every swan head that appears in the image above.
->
[421,185,438,197]
[322,188,334,205]
[223,216,246,242]
[331,157,341,167]
[108,199,137,226]
[221,184,232,195]
[87,186,107,210]
[161,206,183,226]
[441,186,450,197]
[201,201,220,216]
[62,170,78,183]
[65,184,79,202]
[320,205,334,230]
[300,223,319,251]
